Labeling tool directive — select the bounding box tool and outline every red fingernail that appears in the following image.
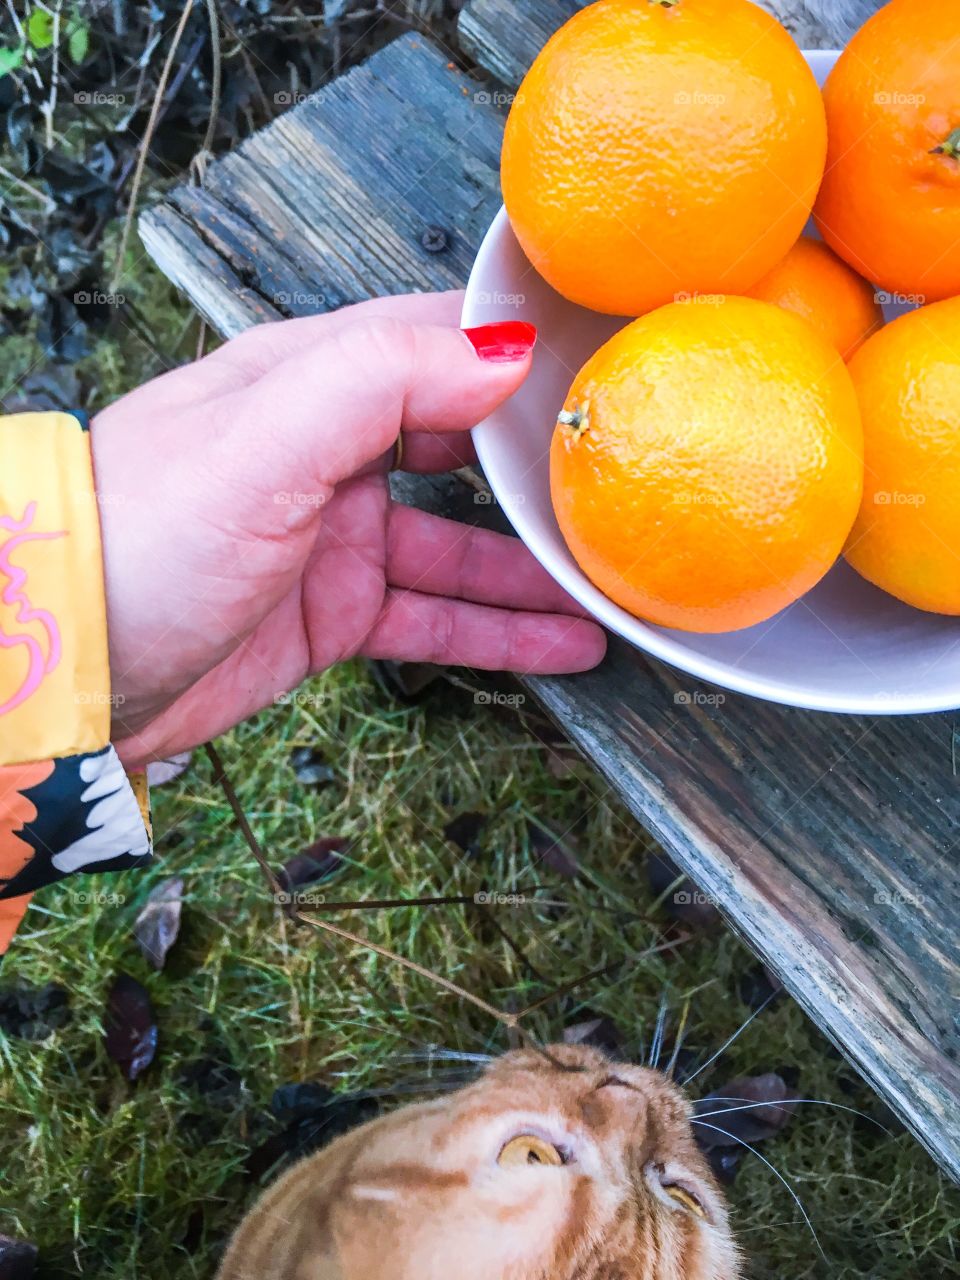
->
[462,320,538,363]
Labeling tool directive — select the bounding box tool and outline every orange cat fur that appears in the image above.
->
[217,1044,741,1280]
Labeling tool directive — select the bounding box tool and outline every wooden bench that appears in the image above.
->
[140,1,960,1181]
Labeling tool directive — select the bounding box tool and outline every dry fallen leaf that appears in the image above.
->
[562,1015,624,1057]
[104,973,158,1082]
[146,752,192,787]
[279,837,349,891]
[0,1234,38,1278]
[248,1084,379,1181]
[289,747,337,788]
[527,820,579,879]
[695,1072,797,1148]
[134,877,184,971]
[443,811,487,859]
[0,982,70,1040]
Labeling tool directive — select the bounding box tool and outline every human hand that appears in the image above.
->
[91,291,606,767]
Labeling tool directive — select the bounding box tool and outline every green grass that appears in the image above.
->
[1,663,957,1279]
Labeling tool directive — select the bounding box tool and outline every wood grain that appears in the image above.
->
[459,0,587,87]
[458,0,834,81]
[140,13,960,1183]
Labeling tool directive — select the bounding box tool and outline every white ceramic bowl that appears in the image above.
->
[464,49,960,716]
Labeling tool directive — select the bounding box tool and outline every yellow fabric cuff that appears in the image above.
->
[0,411,111,764]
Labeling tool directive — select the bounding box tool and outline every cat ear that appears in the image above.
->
[215,1161,347,1280]
[645,1161,718,1226]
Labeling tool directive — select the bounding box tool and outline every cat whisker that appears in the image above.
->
[648,993,669,1069]
[681,990,778,1086]
[691,1118,826,1260]
[393,1049,496,1065]
[732,1219,810,1235]
[694,1098,890,1133]
[349,1077,475,1099]
[663,997,691,1079]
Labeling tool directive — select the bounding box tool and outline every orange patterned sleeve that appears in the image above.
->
[0,412,152,955]
[0,761,53,950]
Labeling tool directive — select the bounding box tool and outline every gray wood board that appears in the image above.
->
[139,27,960,1182]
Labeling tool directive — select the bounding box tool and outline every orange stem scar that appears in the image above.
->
[932,127,960,160]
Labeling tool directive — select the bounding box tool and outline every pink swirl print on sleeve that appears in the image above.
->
[0,501,65,717]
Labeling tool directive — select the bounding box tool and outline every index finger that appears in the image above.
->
[206,290,466,384]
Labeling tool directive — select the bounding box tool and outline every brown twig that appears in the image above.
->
[199,0,222,161]
[203,740,285,900]
[111,0,195,290]
[481,911,550,987]
[297,891,532,912]
[513,935,689,1020]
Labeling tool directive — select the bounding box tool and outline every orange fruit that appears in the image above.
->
[747,236,884,363]
[844,297,960,615]
[550,297,863,633]
[501,0,827,317]
[814,0,960,304]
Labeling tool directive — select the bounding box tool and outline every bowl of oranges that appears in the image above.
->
[464,0,960,715]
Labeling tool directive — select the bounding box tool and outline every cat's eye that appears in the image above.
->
[497,1135,564,1167]
[662,1183,706,1219]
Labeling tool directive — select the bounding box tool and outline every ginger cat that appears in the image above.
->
[217,1044,741,1280]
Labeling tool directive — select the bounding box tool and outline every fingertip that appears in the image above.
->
[513,614,608,675]
[553,617,608,672]
[461,321,538,364]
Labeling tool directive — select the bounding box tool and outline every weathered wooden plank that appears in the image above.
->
[458,0,833,92]
[459,0,587,88]
[139,29,960,1182]
[139,200,284,337]
[144,37,504,327]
